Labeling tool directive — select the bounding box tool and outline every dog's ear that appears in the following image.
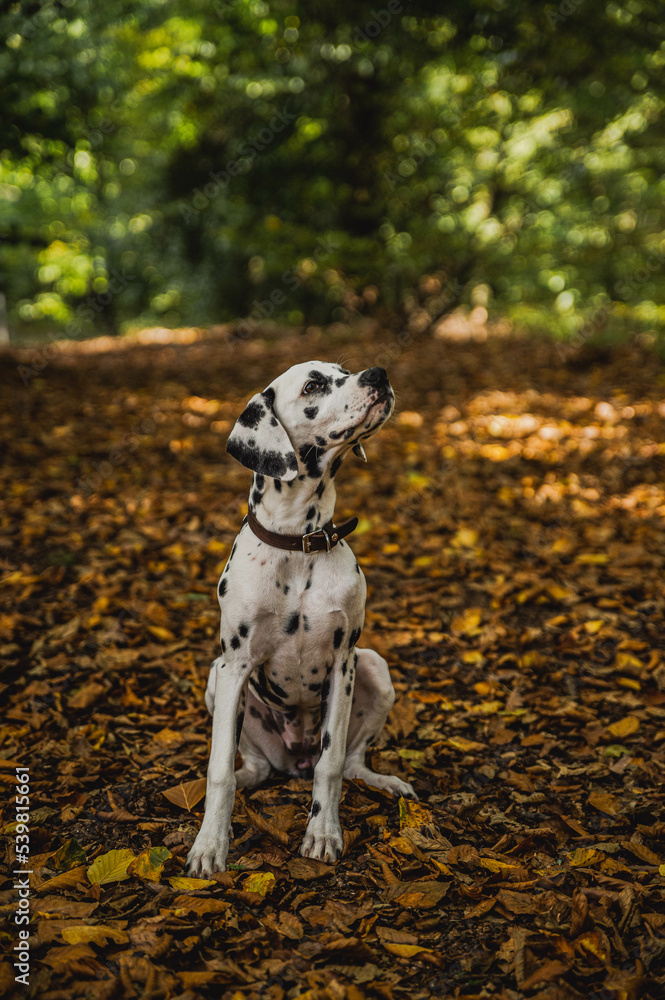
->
[226,388,299,481]
[352,443,367,462]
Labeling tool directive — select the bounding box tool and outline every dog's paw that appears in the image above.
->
[186,829,230,877]
[347,766,418,801]
[300,826,344,864]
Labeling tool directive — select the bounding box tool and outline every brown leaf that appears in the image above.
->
[162,778,207,811]
[382,879,449,909]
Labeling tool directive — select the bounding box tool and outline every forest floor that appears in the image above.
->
[1,322,664,1000]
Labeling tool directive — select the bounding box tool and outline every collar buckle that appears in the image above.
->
[302,526,333,554]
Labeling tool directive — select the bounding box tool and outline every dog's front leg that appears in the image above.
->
[301,650,355,863]
[187,657,250,877]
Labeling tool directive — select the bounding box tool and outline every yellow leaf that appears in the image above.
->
[607,716,640,739]
[575,929,611,964]
[62,925,129,945]
[659,864,665,877]
[383,942,431,958]
[444,736,485,752]
[207,539,227,554]
[566,847,605,868]
[163,778,207,811]
[398,749,426,767]
[382,543,400,555]
[242,871,276,896]
[399,798,436,830]
[480,857,517,872]
[546,582,576,601]
[575,553,610,564]
[584,620,604,634]
[617,677,641,691]
[128,846,171,882]
[550,537,574,554]
[474,681,492,695]
[169,875,216,891]
[147,625,176,642]
[451,607,482,636]
[587,791,618,817]
[467,700,503,716]
[451,528,478,548]
[614,652,645,672]
[354,517,373,536]
[413,555,433,567]
[87,849,136,886]
[397,411,424,428]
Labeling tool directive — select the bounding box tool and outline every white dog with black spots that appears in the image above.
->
[187,361,416,877]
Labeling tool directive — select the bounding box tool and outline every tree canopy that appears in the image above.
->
[2,0,665,342]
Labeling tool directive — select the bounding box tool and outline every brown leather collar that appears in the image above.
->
[246,509,359,553]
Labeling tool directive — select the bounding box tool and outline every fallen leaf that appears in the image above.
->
[87,849,136,885]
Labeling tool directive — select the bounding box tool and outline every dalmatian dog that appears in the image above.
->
[186,361,416,877]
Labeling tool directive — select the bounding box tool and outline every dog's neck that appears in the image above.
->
[248,470,339,536]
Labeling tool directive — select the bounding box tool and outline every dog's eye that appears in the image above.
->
[302,380,322,395]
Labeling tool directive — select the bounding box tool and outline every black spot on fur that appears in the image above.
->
[238,623,249,638]
[342,660,347,676]
[348,627,361,649]
[262,387,276,406]
[330,456,343,477]
[275,580,280,589]
[346,682,352,696]
[309,682,321,692]
[315,435,326,447]
[283,584,290,595]
[237,401,265,429]
[235,712,243,746]
[311,800,321,816]
[355,562,360,573]
[274,479,282,491]
[249,705,261,718]
[227,437,298,479]
[305,578,312,590]
[285,612,300,634]
[333,628,344,649]
[218,578,227,598]
[304,406,319,420]
[303,615,310,632]
[231,635,241,650]
[315,481,325,499]
[220,638,226,653]
[251,489,263,507]
[322,731,331,750]
[299,443,325,478]
[306,505,316,520]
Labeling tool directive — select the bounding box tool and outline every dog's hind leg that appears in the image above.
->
[234,737,272,788]
[343,648,417,799]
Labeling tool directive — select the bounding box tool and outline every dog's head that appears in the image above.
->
[227,361,394,481]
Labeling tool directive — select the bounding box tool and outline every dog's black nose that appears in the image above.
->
[358,366,389,387]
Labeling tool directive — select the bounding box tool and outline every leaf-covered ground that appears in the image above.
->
[1,324,665,1000]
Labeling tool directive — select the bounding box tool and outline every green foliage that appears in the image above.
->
[2,0,665,341]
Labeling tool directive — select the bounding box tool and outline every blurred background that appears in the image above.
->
[2,0,665,346]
